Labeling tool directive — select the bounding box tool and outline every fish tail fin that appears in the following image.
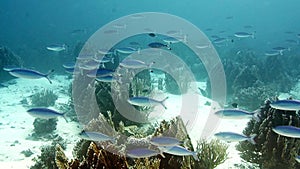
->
[192,152,199,161]
[249,134,257,144]
[253,113,261,122]
[63,114,69,123]
[111,57,115,64]
[160,96,169,109]
[45,69,54,84]
[159,152,165,158]
[149,61,155,68]
[279,50,284,55]
[252,31,256,39]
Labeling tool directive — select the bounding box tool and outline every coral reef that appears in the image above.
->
[193,139,229,169]
[220,49,298,110]
[33,113,229,169]
[31,136,67,169]
[30,89,58,107]
[233,85,277,110]
[236,100,300,169]
[32,118,58,137]
[0,45,22,81]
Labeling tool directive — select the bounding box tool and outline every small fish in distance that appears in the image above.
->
[128,96,169,109]
[120,59,155,69]
[214,132,256,144]
[272,125,300,138]
[272,46,289,55]
[234,32,255,38]
[115,47,138,54]
[7,68,54,84]
[148,33,156,37]
[148,42,171,50]
[27,107,68,122]
[264,50,280,56]
[46,44,67,52]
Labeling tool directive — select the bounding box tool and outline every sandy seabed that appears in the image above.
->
[0,75,253,168]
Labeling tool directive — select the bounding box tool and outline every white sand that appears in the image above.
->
[0,75,79,168]
[0,74,268,168]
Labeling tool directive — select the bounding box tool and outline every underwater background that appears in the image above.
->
[1,0,300,169]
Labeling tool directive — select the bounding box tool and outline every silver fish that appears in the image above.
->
[270,100,300,111]
[214,132,256,144]
[265,50,280,56]
[163,37,180,44]
[27,107,68,122]
[8,68,54,84]
[128,96,169,109]
[234,32,255,38]
[272,47,289,55]
[150,136,181,147]
[127,148,162,158]
[115,47,138,54]
[212,38,227,44]
[62,62,75,69]
[79,131,116,142]
[120,59,154,69]
[272,125,300,138]
[160,145,198,160]
[46,44,66,52]
[214,109,257,120]
[148,42,171,50]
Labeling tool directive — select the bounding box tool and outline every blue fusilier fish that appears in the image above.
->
[7,68,54,84]
[214,109,259,121]
[128,96,169,109]
[127,148,164,158]
[27,107,68,122]
[272,126,300,138]
[159,145,198,161]
[150,136,181,147]
[79,131,116,143]
[148,42,171,50]
[214,132,256,144]
[120,59,155,69]
[270,99,300,111]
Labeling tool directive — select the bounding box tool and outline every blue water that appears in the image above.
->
[1,0,300,72]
